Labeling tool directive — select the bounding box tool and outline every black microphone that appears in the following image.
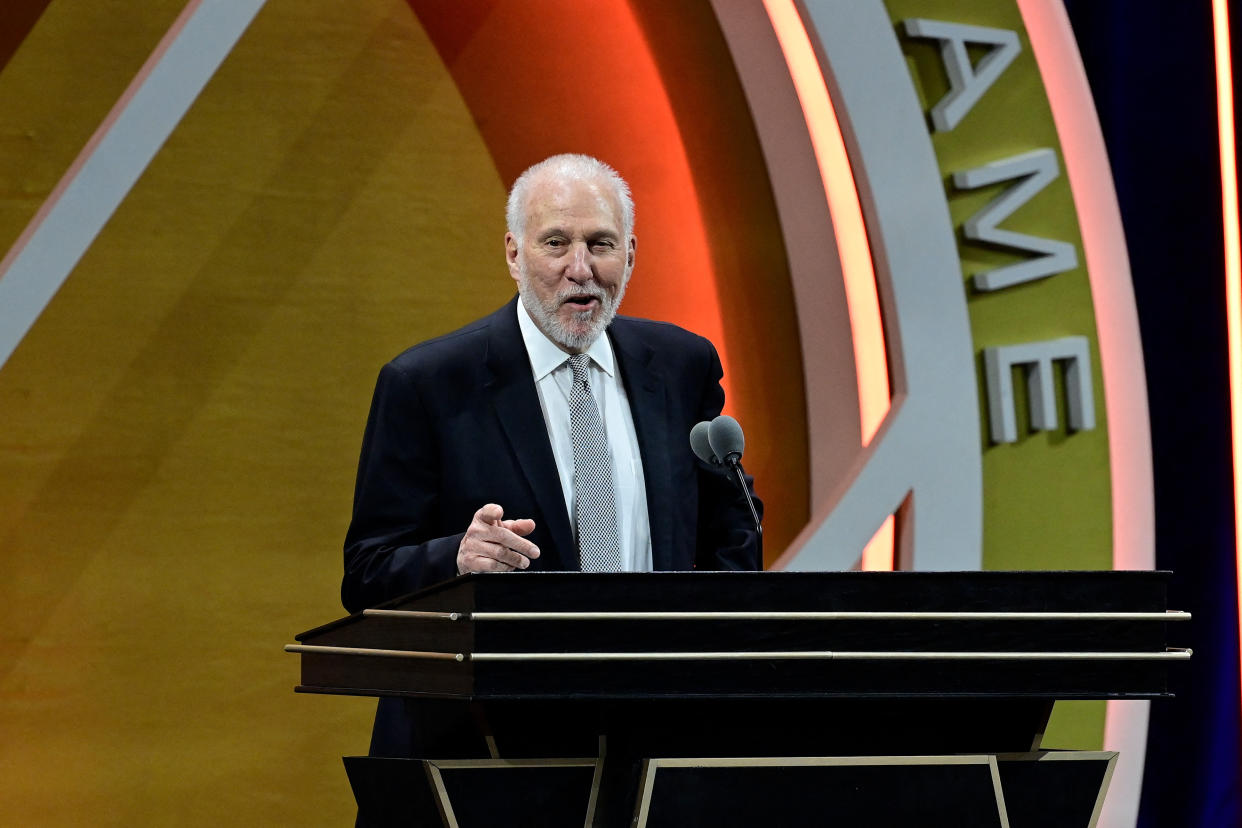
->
[689,420,720,466]
[694,415,761,536]
[707,415,745,466]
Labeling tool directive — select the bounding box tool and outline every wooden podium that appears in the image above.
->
[287,571,1189,827]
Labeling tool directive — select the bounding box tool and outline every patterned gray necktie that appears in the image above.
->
[566,354,621,571]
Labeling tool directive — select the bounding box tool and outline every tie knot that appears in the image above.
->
[567,354,591,385]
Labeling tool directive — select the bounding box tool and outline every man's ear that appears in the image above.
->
[504,232,521,284]
[626,235,636,273]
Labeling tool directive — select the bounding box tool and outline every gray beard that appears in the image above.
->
[518,275,626,352]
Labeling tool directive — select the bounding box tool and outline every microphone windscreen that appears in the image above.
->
[709,415,745,461]
[690,421,719,465]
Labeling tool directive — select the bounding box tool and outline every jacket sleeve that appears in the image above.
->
[341,361,461,613]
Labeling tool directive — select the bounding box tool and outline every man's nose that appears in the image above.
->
[565,242,592,281]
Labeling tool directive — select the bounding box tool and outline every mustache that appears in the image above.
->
[556,284,608,303]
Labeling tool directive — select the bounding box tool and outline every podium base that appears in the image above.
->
[346,750,1115,828]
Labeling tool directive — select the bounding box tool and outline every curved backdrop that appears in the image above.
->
[0,1,1216,826]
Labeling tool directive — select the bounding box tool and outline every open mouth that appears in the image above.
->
[563,295,600,309]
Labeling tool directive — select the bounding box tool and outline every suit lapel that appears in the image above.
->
[484,298,578,571]
[610,320,675,571]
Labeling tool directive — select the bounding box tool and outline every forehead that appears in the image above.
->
[523,174,624,234]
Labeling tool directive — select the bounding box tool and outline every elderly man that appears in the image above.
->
[342,154,761,757]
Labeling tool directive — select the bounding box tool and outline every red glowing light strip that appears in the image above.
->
[1212,0,1242,732]
[859,515,895,571]
[761,0,893,571]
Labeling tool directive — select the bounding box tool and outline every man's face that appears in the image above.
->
[506,174,635,353]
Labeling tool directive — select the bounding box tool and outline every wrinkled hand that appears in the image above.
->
[457,503,540,574]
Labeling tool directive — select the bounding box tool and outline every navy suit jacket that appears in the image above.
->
[342,296,761,614]
[341,297,761,762]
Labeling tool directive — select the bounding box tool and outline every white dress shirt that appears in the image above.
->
[516,299,653,571]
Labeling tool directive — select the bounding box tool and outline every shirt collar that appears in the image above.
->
[516,296,617,381]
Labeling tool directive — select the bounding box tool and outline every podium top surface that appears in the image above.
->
[289,571,1187,701]
[301,570,1173,638]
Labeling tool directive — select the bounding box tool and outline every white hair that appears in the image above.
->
[505,154,635,241]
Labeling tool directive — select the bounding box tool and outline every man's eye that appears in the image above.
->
[591,240,616,251]
[545,238,565,248]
